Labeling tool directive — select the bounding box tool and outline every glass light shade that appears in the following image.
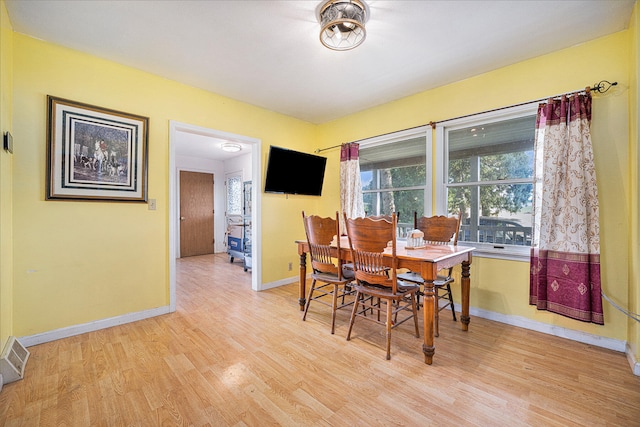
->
[317,0,369,51]
[221,143,242,153]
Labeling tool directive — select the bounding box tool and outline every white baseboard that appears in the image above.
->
[466,304,627,352]
[17,274,302,345]
[466,305,637,376]
[626,342,640,376]
[259,274,310,291]
[14,293,640,377]
[19,305,172,347]
[265,280,635,368]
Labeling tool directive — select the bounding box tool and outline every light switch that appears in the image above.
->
[148,199,157,210]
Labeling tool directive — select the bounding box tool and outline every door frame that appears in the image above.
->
[169,121,262,312]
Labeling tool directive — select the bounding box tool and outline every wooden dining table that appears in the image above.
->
[296,236,475,365]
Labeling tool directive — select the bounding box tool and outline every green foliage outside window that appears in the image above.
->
[362,164,426,220]
[448,151,533,217]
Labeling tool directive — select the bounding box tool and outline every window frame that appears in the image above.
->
[358,125,433,232]
[435,103,538,261]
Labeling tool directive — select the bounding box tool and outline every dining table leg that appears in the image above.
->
[298,252,307,311]
[460,259,471,330]
[421,263,438,365]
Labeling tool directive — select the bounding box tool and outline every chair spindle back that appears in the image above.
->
[344,213,399,294]
[413,211,463,245]
[302,211,342,279]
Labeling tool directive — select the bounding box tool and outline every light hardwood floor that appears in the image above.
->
[1,253,639,426]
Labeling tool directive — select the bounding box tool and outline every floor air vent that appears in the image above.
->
[0,336,30,385]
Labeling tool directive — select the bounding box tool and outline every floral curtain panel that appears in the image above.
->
[340,143,365,226]
[530,92,604,324]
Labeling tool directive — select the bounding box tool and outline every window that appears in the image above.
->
[357,107,537,260]
[359,127,431,237]
[436,104,537,259]
[226,173,242,216]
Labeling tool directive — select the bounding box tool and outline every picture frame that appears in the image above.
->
[47,96,149,202]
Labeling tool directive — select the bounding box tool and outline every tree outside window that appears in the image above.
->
[446,114,536,247]
[360,135,428,235]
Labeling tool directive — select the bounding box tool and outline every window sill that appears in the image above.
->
[458,243,530,262]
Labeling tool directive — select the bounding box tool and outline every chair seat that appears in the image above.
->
[396,271,453,286]
[354,280,419,297]
[342,263,355,280]
[312,271,352,286]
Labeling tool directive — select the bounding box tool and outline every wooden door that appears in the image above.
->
[180,171,214,257]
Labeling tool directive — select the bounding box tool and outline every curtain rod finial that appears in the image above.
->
[593,80,618,94]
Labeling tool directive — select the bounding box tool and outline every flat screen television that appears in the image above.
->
[264,146,327,196]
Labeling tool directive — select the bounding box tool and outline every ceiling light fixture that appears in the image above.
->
[317,0,369,51]
[221,143,242,153]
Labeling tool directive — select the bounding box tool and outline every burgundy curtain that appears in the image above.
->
[530,92,604,324]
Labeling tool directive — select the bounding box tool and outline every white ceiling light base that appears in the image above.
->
[221,143,242,153]
[317,0,369,51]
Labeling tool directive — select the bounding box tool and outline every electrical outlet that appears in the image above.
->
[288,262,293,271]
[148,199,157,210]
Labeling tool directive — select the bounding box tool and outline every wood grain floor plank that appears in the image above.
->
[1,253,638,426]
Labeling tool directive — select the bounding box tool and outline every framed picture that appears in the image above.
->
[47,96,149,202]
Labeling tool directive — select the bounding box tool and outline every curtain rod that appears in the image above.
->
[314,123,428,153]
[314,80,617,154]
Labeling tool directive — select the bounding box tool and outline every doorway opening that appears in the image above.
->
[169,121,262,312]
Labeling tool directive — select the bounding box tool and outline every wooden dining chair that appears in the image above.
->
[397,211,463,337]
[344,213,420,360]
[302,211,354,334]
[342,212,399,278]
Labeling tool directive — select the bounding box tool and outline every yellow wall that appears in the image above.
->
[318,31,632,343]
[0,0,14,349]
[629,3,640,363]
[12,34,317,337]
[5,7,639,362]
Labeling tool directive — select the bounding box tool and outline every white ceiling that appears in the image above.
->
[5,0,635,159]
